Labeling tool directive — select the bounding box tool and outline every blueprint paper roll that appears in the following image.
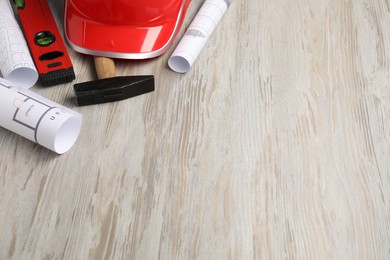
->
[0,0,38,88]
[0,2,79,154]
[0,78,82,154]
[168,0,232,73]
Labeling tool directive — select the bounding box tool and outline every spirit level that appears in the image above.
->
[14,0,75,86]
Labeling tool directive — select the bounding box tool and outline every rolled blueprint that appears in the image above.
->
[168,0,232,73]
[0,78,82,154]
[0,0,38,88]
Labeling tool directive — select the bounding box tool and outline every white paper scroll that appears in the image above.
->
[168,0,232,73]
[0,78,82,154]
[0,0,38,88]
[0,0,80,154]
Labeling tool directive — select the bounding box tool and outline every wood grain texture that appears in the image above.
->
[1,0,389,259]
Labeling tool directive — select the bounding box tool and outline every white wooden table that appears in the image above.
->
[1,0,389,259]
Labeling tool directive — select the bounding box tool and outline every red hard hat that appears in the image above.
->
[64,0,191,59]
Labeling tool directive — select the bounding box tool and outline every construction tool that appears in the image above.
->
[14,0,75,86]
[73,56,154,106]
[73,74,155,106]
